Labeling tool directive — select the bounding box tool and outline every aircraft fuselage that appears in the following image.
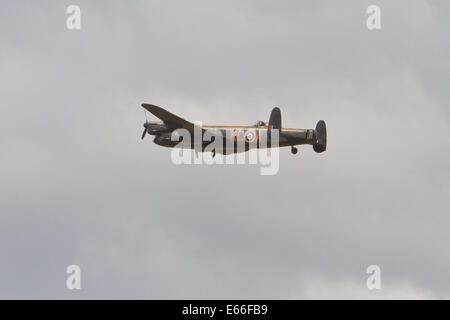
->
[146,122,317,153]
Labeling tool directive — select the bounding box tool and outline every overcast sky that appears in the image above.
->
[1,0,450,299]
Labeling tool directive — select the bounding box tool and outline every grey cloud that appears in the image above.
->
[1,0,450,299]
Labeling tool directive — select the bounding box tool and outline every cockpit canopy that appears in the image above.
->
[253,120,267,127]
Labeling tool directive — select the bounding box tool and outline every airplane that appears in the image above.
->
[140,103,326,156]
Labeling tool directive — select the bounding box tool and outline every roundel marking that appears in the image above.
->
[245,130,256,143]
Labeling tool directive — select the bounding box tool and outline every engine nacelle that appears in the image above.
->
[145,123,173,135]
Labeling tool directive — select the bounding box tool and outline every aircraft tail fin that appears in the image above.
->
[268,107,281,130]
[313,120,327,153]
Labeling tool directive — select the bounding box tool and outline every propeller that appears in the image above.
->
[141,127,148,140]
[141,110,148,140]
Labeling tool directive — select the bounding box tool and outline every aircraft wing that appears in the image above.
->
[142,103,200,134]
[141,104,224,142]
